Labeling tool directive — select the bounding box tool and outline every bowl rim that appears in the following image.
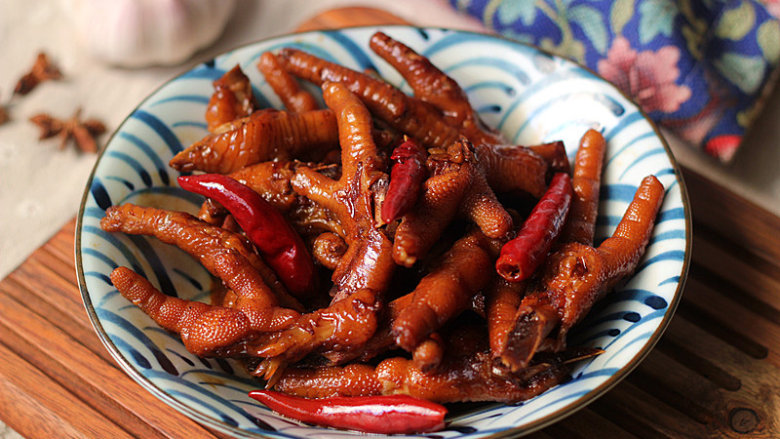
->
[75,24,692,438]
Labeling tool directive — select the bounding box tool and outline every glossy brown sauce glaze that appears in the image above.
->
[101,32,665,418]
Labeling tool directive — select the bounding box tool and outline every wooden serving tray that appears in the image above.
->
[1,7,778,439]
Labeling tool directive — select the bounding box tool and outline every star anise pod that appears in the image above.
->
[30,108,106,153]
[0,91,9,125]
[14,52,63,95]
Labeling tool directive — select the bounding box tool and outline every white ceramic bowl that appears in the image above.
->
[76,26,690,438]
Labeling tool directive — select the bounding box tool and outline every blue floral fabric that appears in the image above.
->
[450,0,780,161]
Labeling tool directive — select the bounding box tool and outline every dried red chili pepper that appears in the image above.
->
[178,174,315,298]
[248,390,447,434]
[496,172,573,282]
[381,138,428,224]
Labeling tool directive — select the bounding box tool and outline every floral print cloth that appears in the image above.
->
[450,0,780,161]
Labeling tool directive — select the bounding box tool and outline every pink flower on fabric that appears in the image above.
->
[764,0,780,19]
[598,37,691,114]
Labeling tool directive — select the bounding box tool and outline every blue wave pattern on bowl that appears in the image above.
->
[78,27,687,438]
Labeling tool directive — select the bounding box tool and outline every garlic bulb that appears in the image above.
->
[63,0,237,67]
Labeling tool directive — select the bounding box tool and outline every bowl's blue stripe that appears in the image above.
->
[605,131,657,169]
[172,267,203,291]
[422,31,533,62]
[510,91,623,141]
[147,327,187,343]
[635,250,687,274]
[116,186,203,207]
[657,207,686,222]
[495,70,578,132]
[251,41,341,65]
[659,275,681,286]
[119,132,171,186]
[107,150,153,187]
[172,121,208,129]
[485,390,591,427]
[83,225,147,277]
[600,183,638,202]
[577,310,638,328]
[578,328,621,344]
[248,84,274,109]
[595,93,625,116]
[463,81,516,96]
[98,290,120,307]
[84,271,112,286]
[610,288,665,305]
[164,389,271,434]
[649,229,687,245]
[544,119,600,142]
[125,235,178,298]
[477,104,502,114]
[112,336,152,369]
[578,368,623,379]
[122,235,179,297]
[153,375,307,438]
[90,178,113,211]
[84,206,107,219]
[618,147,667,179]
[180,66,226,81]
[131,110,184,156]
[152,95,210,106]
[104,176,135,190]
[604,112,644,143]
[98,308,178,375]
[167,348,196,367]
[601,313,663,352]
[446,57,531,85]
[325,30,377,71]
[602,330,656,363]
[180,369,259,387]
[82,248,119,270]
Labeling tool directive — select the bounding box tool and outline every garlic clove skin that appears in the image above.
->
[62,0,237,68]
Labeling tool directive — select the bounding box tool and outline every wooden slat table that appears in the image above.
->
[1,7,778,438]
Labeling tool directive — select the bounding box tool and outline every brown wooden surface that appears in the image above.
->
[293,6,408,32]
[1,7,778,439]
